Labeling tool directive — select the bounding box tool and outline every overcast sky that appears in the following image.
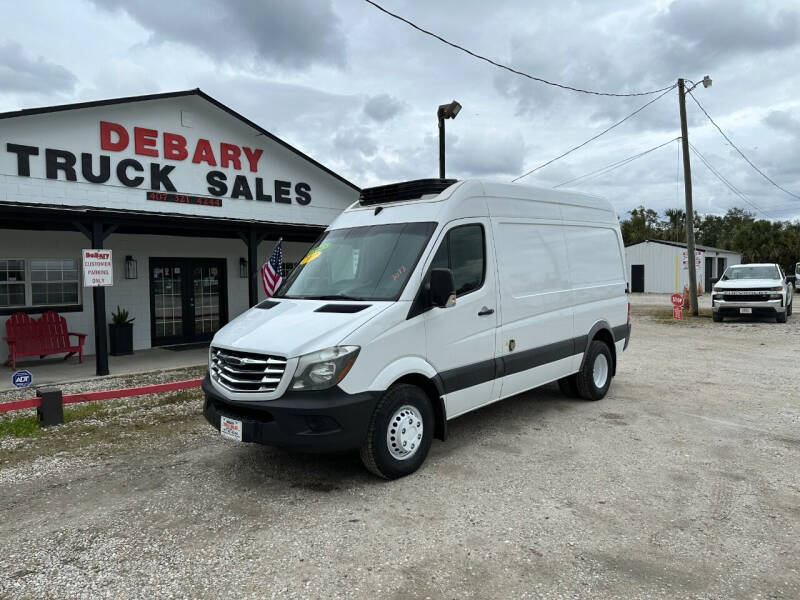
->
[2,0,800,220]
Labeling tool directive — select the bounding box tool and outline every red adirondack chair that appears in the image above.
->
[3,312,86,370]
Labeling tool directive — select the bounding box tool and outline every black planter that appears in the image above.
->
[108,323,134,356]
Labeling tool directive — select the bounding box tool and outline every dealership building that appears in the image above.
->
[0,89,359,373]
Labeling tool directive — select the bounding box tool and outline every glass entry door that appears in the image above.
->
[149,258,228,346]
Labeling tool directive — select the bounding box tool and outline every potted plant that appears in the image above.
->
[109,306,135,356]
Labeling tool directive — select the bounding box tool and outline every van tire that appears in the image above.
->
[576,340,613,401]
[557,375,580,398]
[360,384,434,480]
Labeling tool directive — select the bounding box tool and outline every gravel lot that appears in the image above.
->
[1,297,798,599]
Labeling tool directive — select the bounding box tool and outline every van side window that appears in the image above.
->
[431,224,485,296]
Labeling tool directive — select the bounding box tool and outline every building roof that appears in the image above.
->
[626,238,740,255]
[0,88,359,192]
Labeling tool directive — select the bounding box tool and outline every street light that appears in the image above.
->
[437,100,461,178]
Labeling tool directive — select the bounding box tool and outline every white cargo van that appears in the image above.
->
[203,179,631,478]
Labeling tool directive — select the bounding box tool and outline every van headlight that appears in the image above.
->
[290,346,360,391]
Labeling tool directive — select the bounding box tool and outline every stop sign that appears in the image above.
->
[671,293,684,306]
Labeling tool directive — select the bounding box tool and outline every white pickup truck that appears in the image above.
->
[711,263,794,323]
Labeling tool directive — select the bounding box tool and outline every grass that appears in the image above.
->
[0,388,201,442]
[0,414,43,438]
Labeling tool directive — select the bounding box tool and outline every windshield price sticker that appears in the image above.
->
[300,242,330,265]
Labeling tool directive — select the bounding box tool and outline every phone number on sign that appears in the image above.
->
[146,192,223,207]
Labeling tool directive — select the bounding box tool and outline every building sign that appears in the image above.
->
[681,250,702,270]
[147,191,222,207]
[83,249,113,287]
[12,369,33,388]
[4,121,312,206]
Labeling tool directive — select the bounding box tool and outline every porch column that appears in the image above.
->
[91,220,110,376]
[247,230,259,307]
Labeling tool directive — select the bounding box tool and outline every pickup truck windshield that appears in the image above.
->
[722,265,780,280]
[276,222,437,301]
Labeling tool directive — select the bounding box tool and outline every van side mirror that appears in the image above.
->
[429,268,456,308]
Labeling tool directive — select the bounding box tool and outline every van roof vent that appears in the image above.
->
[358,178,458,206]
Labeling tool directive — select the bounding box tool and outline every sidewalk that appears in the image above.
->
[1,345,208,392]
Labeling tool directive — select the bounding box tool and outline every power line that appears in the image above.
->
[363,0,675,98]
[688,91,800,201]
[553,137,680,188]
[688,142,771,218]
[512,84,676,182]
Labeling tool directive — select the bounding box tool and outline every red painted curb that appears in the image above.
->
[0,377,204,414]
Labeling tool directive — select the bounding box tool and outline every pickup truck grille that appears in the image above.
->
[210,347,287,393]
[722,293,773,302]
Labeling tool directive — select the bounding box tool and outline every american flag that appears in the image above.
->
[261,239,283,297]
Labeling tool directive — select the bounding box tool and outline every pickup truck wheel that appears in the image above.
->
[787,302,793,317]
[360,384,433,480]
[576,340,613,401]
[777,310,787,323]
[557,375,580,398]
[713,312,723,323]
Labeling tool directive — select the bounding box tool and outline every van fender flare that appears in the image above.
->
[579,320,617,376]
[369,357,447,441]
[370,356,439,392]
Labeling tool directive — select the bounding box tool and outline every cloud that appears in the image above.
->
[448,129,527,177]
[89,0,347,70]
[363,94,405,122]
[657,0,800,56]
[0,41,77,93]
[763,110,800,138]
[333,127,378,158]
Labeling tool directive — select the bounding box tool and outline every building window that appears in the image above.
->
[0,258,81,310]
[0,260,26,308]
[282,262,296,277]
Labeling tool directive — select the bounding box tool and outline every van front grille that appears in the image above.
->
[210,347,287,393]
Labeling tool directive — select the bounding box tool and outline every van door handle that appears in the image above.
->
[478,307,494,316]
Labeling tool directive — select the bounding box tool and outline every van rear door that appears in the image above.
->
[423,219,500,418]
[492,219,575,398]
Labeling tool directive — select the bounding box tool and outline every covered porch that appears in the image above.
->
[0,201,322,379]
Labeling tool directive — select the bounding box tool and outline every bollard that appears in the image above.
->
[36,387,64,427]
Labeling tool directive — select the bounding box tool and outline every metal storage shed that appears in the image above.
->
[625,239,741,294]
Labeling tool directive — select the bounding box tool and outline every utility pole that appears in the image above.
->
[677,78,699,316]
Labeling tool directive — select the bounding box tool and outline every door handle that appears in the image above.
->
[478,306,494,316]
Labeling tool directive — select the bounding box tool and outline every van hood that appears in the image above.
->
[211,299,393,358]
[715,279,781,289]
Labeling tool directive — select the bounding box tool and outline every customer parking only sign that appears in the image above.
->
[82,249,113,287]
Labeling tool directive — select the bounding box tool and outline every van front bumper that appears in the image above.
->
[202,375,379,452]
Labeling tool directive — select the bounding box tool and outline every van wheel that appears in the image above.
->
[576,341,613,401]
[360,384,433,480]
[557,375,580,398]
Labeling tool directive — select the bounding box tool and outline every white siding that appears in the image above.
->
[0,230,312,363]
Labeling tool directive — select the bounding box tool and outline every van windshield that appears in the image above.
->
[721,265,780,280]
[276,222,437,301]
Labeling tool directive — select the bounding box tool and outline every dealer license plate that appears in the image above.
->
[740,307,752,314]
[220,416,243,442]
